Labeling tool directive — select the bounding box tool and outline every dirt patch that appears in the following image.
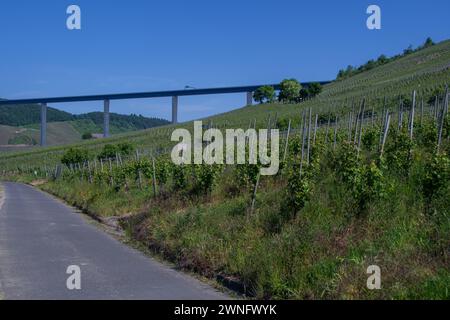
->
[30,179,47,186]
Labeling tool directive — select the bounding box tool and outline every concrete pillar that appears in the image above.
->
[40,103,47,147]
[172,96,178,124]
[246,92,253,106]
[103,99,110,138]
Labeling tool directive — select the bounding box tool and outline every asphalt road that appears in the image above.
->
[0,182,228,300]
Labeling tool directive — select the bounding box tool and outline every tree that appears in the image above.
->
[299,88,309,100]
[423,37,434,49]
[253,86,276,104]
[403,45,414,55]
[307,82,323,97]
[377,54,388,64]
[278,79,301,103]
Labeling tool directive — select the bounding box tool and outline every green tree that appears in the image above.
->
[278,79,301,103]
[253,86,276,104]
[307,82,323,97]
[423,37,435,49]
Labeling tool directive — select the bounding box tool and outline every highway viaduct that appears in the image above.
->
[0,82,330,146]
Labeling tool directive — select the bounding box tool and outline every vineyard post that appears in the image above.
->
[325,114,331,144]
[273,112,278,129]
[87,160,93,184]
[282,119,291,163]
[333,115,339,150]
[152,157,157,197]
[420,98,424,126]
[371,106,375,127]
[437,86,449,152]
[347,112,353,142]
[108,158,113,186]
[380,113,391,157]
[100,159,104,172]
[313,114,318,144]
[249,173,261,215]
[299,113,306,179]
[434,96,438,121]
[409,90,416,140]
[357,99,366,152]
[307,108,312,164]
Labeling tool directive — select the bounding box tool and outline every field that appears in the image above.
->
[0,39,449,299]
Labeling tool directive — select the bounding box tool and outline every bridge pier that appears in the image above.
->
[246,92,253,106]
[40,103,47,146]
[172,96,178,124]
[103,99,110,138]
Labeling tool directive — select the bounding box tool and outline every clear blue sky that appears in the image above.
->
[0,0,449,122]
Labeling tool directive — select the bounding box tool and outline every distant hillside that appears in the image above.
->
[74,112,169,131]
[0,104,169,130]
[0,104,73,126]
[0,103,169,147]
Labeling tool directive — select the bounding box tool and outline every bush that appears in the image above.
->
[98,144,119,160]
[82,132,93,140]
[385,130,414,175]
[421,152,450,203]
[61,148,89,166]
[97,142,135,160]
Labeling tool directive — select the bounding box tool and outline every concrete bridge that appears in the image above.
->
[0,82,330,146]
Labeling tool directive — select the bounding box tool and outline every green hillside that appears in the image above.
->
[0,104,170,148]
[0,104,73,126]
[1,38,449,300]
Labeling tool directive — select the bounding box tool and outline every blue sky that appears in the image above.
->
[0,0,449,122]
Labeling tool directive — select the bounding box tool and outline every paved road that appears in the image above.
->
[0,182,227,300]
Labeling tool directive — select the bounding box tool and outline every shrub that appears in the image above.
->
[98,144,119,160]
[61,148,89,166]
[362,127,379,151]
[192,164,221,195]
[118,142,134,156]
[385,130,414,175]
[421,152,450,203]
[82,132,93,140]
[97,142,134,160]
[286,164,311,213]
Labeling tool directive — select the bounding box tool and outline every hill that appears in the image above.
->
[0,104,169,148]
[1,38,449,300]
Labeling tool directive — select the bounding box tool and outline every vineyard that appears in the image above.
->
[0,39,449,299]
